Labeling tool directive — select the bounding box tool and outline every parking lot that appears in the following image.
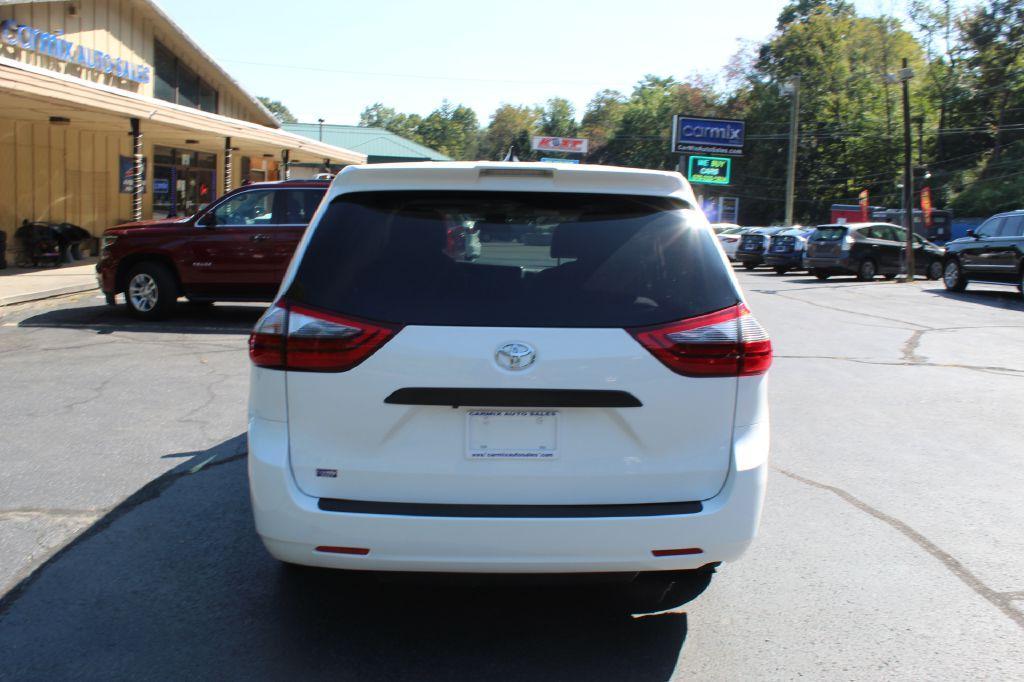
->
[1,268,1023,680]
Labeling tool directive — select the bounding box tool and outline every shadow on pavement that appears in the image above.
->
[0,435,689,680]
[924,286,1023,312]
[18,302,264,335]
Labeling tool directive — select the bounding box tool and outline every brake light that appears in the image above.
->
[723,236,739,243]
[249,302,402,372]
[841,234,856,251]
[628,304,772,377]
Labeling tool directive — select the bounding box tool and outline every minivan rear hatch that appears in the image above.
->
[278,191,745,506]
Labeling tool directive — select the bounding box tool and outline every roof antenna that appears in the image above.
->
[502,144,519,162]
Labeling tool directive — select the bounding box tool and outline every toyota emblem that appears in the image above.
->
[495,342,536,371]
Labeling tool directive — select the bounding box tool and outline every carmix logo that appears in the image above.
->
[672,116,745,156]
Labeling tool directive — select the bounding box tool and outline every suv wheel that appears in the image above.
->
[856,258,877,281]
[943,259,967,292]
[926,260,943,281]
[125,262,178,320]
[743,262,757,271]
[773,266,788,275]
[810,269,830,281]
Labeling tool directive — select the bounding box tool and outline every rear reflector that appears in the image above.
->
[249,301,402,372]
[315,546,370,555]
[628,303,772,377]
[651,548,703,557]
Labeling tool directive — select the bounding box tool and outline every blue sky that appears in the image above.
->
[161,0,906,126]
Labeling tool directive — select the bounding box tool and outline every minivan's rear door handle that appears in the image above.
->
[250,234,270,242]
[384,387,642,408]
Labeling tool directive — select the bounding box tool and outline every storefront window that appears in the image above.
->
[152,146,218,219]
[153,40,218,114]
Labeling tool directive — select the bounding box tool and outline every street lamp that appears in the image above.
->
[884,60,915,282]
[317,117,325,142]
[781,76,800,226]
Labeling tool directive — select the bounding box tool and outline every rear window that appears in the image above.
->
[286,191,738,328]
[812,227,848,241]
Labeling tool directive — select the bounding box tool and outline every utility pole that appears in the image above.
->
[783,75,800,226]
[899,59,915,282]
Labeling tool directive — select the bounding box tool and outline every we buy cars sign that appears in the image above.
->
[531,136,589,154]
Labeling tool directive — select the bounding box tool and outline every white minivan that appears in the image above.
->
[248,162,770,608]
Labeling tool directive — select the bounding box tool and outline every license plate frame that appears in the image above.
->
[465,409,558,460]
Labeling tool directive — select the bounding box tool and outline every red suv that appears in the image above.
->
[97,180,329,319]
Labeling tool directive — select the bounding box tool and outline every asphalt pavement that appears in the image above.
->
[0,270,1022,680]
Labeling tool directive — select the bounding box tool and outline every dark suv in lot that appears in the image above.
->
[942,210,1024,299]
[805,222,945,281]
[736,227,786,270]
[97,180,329,319]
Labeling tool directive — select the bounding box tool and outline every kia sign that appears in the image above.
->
[672,116,745,157]
[531,136,589,154]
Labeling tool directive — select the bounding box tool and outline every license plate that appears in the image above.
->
[466,410,558,460]
[772,244,787,252]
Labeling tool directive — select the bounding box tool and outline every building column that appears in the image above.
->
[281,149,290,180]
[224,136,232,194]
[130,118,143,222]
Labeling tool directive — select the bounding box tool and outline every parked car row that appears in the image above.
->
[719,222,947,282]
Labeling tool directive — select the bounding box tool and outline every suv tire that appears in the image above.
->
[773,266,788,275]
[856,258,877,281]
[743,262,757,271]
[926,260,943,281]
[810,269,830,280]
[125,262,178,320]
[943,259,967,292]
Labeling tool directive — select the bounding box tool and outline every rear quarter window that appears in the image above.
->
[286,191,739,328]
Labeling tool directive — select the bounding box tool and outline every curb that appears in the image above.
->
[0,283,99,307]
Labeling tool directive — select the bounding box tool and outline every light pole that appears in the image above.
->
[781,76,800,226]
[317,117,325,142]
[885,60,915,282]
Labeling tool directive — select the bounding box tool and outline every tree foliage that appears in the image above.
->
[352,0,1024,221]
[257,96,297,124]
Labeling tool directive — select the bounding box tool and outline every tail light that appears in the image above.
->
[628,304,772,377]
[249,301,402,372]
[841,234,856,251]
[723,236,739,243]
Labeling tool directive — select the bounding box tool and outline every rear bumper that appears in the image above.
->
[764,253,803,267]
[247,417,769,573]
[737,251,765,265]
[806,256,854,273]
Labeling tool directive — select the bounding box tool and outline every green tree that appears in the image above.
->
[416,100,480,160]
[358,103,423,142]
[257,96,297,124]
[579,90,627,158]
[539,97,578,138]
[481,103,542,161]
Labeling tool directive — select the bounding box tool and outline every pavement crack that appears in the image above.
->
[774,354,1024,377]
[774,466,1024,630]
[768,290,931,329]
[901,330,926,364]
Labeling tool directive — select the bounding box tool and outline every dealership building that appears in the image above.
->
[0,0,365,247]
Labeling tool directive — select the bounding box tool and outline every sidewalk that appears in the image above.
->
[0,259,99,307]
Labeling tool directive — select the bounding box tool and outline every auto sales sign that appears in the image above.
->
[672,116,745,157]
[531,136,589,154]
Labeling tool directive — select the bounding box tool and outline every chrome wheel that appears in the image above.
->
[128,273,159,312]
[943,261,959,289]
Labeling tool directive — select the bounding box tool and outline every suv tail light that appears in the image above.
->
[249,302,402,372]
[628,304,772,377]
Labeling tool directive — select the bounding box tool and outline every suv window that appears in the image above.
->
[276,190,325,225]
[889,226,907,242]
[287,191,739,328]
[211,190,275,227]
[976,217,1005,237]
[812,227,847,241]
[1000,215,1024,237]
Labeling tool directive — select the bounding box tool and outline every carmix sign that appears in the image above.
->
[672,116,745,157]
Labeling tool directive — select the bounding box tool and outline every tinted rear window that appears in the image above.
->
[287,191,738,327]
[812,227,848,241]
